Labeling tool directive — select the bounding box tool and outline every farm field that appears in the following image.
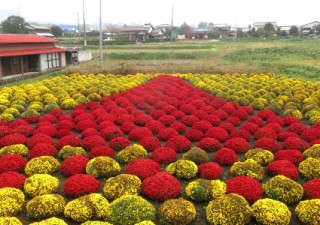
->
[0,73,320,225]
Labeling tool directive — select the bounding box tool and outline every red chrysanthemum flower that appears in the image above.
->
[158,115,177,127]
[151,147,178,164]
[301,128,320,142]
[287,123,308,135]
[248,116,264,127]
[219,123,235,134]
[81,128,99,139]
[56,129,72,138]
[231,108,249,120]
[49,108,66,118]
[198,162,222,179]
[211,110,228,120]
[277,132,299,141]
[56,135,81,149]
[205,114,222,126]
[162,105,178,114]
[158,128,179,142]
[63,174,100,198]
[134,114,153,126]
[181,115,200,127]
[213,148,238,166]
[264,123,283,133]
[226,117,241,126]
[60,155,89,177]
[0,172,26,189]
[202,105,215,114]
[266,115,285,126]
[55,120,75,130]
[254,127,278,140]
[226,176,263,203]
[253,137,281,152]
[193,110,209,120]
[11,120,29,128]
[267,160,299,180]
[39,114,58,123]
[241,106,254,115]
[74,120,96,133]
[25,115,40,124]
[97,121,115,131]
[0,154,27,173]
[121,122,138,134]
[0,133,27,147]
[82,135,106,150]
[274,150,304,165]
[26,133,53,148]
[125,158,161,180]
[58,115,73,122]
[257,109,275,120]
[89,146,115,158]
[165,136,191,153]
[150,109,166,119]
[239,122,259,135]
[303,178,320,199]
[283,137,310,151]
[0,126,12,138]
[185,129,204,142]
[169,122,186,134]
[224,137,250,154]
[71,108,86,118]
[142,172,181,201]
[139,136,162,152]
[109,137,131,151]
[219,102,236,114]
[145,120,165,135]
[179,104,197,115]
[128,127,153,142]
[230,129,251,141]
[283,115,300,125]
[74,113,95,123]
[12,125,33,137]
[205,127,229,142]
[33,125,57,137]
[170,111,186,120]
[192,121,213,133]
[96,113,116,124]
[28,143,58,159]
[197,137,220,152]
[100,126,124,141]
[114,114,135,125]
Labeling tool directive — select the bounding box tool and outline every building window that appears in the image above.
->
[46,53,60,69]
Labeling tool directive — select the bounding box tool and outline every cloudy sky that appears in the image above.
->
[0,0,319,27]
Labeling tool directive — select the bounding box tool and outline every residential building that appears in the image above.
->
[116,24,153,42]
[213,24,231,37]
[0,34,66,81]
[278,25,292,34]
[253,22,277,30]
[300,21,320,35]
[25,24,53,37]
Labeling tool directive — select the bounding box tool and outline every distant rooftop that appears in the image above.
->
[0,34,56,44]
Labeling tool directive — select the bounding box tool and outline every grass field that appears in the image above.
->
[59,38,320,81]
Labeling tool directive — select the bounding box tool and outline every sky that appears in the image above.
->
[0,0,319,28]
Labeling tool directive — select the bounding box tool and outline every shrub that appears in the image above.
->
[0,134,27,147]
[182,147,209,165]
[100,127,124,141]
[26,134,53,148]
[0,217,22,225]
[275,150,304,165]
[0,144,28,156]
[205,127,229,142]
[55,135,80,149]
[257,109,275,120]
[158,128,179,141]
[185,179,226,202]
[206,194,251,225]
[107,195,155,225]
[262,175,304,204]
[295,199,320,225]
[103,174,141,200]
[298,158,320,179]
[26,194,65,219]
[125,158,161,180]
[287,123,308,135]
[239,122,259,135]
[0,154,26,173]
[252,199,291,225]
[81,128,99,139]
[151,147,177,164]
[159,198,196,225]
[117,144,148,164]
[0,172,26,189]
[253,137,281,153]
[128,127,153,141]
[63,174,100,198]
[283,137,309,151]
[139,137,162,152]
[58,145,86,159]
[0,188,25,216]
[33,125,57,137]
[24,174,59,197]
[230,129,251,141]
[165,136,191,153]
[303,144,320,159]
[301,128,320,142]
[0,126,12,138]
[277,131,298,141]
[254,127,278,140]
[213,148,238,166]
[192,120,213,133]
[166,160,198,179]
[244,148,274,165]
[184,128,204,142]
[230,160,265,181]
[267,160,299,180]
[109,137,131,151]
[89,146,115,159]
[145,120,165,134]
[60,155,89,177]
[303,178,320,199]
[64,193,111,223]
[13,124,33,137]
[224,137,250,154]
[198,162,223,180]
[28,143,58,159]
[142,172,181,201]
[82,135,106,150]
[197,137,220,152]
[25,156,60,176]
[29,217,67,225]
[158,115,176,126]
[86,156,121,178]
[226,176,263,203]
[121,122,137,134]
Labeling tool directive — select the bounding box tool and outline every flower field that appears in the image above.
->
[1,73,320,225]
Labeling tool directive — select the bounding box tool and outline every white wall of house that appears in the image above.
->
[78,50,92,62]
[40,53,62,71]
[40,54,48,71]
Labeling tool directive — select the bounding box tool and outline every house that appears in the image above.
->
[278,25,292,34]
[25,24,53,37]
[193,28,209,39]
[116,25,153,42]
[253,22,277,30]
[150,28,164,39]
[300,21,320,35]
[0,34,66,81]
[212,24,231,37]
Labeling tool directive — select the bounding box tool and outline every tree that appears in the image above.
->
[179,22,193,39]
[263,23,275,38]
[1,15,27,34]
[51,25,63,37]
[289,26,299,36]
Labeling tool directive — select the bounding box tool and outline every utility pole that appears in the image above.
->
[83,0,87,46]
[99,0,103,61]
[170,1,174,44]
[77,12,80,40]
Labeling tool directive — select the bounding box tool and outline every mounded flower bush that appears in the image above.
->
[58,145,86,159]
[26,194,66,219]
[88,146,115,159]
[206,193,251,225]
[0,188,25,216]
[303,178,320,199]
[60,155,89,177]
[230,160,265,181]
[86,156,121,178]
[244,148,274,165]
[150,147,177,164]
[29,217,68,225]
[106,195,155,225]
[185,179,226,202]
[197,137,220,152]
[0,217,23,225]
[0,144,28,156]
[159,198,196,225]
[274,150,304,165]
[262,175,304,205]
[103,174,141,200]
[139,136,162,152]
[25,156,60,176]
[267,160,299,180]
[125,158,161,180]
[108,137,131,151]
[181,147,209,165]
[165,136,191,153]
[295,199,320,225]
[198,162,223,180]
[213,148,238,166]
[0,172,26,189]
[298,157,320,179]
[0,154,26,173]
[252,198,291,225]
[63,174,100,198]
[166,159,198,179]
[303,144,320,159]
[224,137,250,153]
[24,174,59,197]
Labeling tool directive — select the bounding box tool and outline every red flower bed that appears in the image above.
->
[28,143,58,159]
[248,116,264,127]
[0,133,27,147]
[125,158,161,180]
[39,114,58,123]
[150,109,166,119]
[35,121,52,129]
[303,178,320,199]
[33,125,57,137]
[114,114,135,125]
[96,113,116,124]
[158,128,179,142]
[171,111,185,120]
[74,113,95,123]
[26,133,53,148]
[81,128,99,139]
[287,123,308,135]
[169,122,186,134]
[193,110,209,120]
[0,154,27,173]
[205,114,222,126]
[121,122,138,134]
[254,127,278,140]
[202,105,215,114]
[241,106,254,115]
[220,102,236,114]
[231,108,249,120]
[142,172,181,201]
[109,137,131,151]
[253,137,281,152]
[145,120,166,135]
[180,104,197,115]
[267,115,285,126]
[162,105,178,114]
[63,174,100,198]
[89,146,115,158]
[185,129,204,142]
[205,127,229,142]
[283,137,310,151]
[197,137,221,152]
[158,115,177,127]
[225,176,263,203]
[0,120,10,126]
[198,162,222,179]
[219,123,235,134]
[128,127,153,141]
[97,121,115,130]
[154,101,168,109]
[192,121,213,133]
[277,131,299,141]
[211,110,228,120]
[0,126,12,138]
[82,135,106,150]
[134,114,153,126]
[239,122,259,135]
[0,172,26,189]
[165,136,191,153]
[180,115,199,127]
[60,155,89,177]
[49,108,66,118]
[213,148,238,166]
[257,109,275,120]
[100,127,124,141]
[55,120,75,130]
[151,147,177,164]
[12,125,33,137]
[11,119,29,128]
[74,120,96,132]
[56,129,72,138]
[25,115,39,124]
[226,117,241,126]
[139,137,162,152]
[58,115,73,122]
[301,128,320,142]
[267,160,299,180]
[230,129,251,141]
[56,135,81,149]
[224,137,250,154]
[264,123,283,133]
[274,150,304,165]
[283,115,300,125]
